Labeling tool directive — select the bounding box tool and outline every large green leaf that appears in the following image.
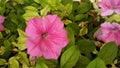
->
[36,58,48,68]
[76,40,96,59]
[74,55,90,68]
[87,58,106,68]
[98,42,118,64]
[44,59,58,68]
[65,26,75,48]
[60,45,80,68]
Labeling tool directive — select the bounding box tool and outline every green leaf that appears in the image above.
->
[76,40,96,59]
[75,14,87,21]
[8,57,19,68]
[36,58,48,68]
[79,27,88,36]
[65,3,73,16]
[34,0,47,7]
[2,40,12,59]
[107,14,120,22]
[98,42,118,64]
[75,55,90,68]
[63,19,72,25]
[0,46,5,55]
[87,58,106,68]
[65,26,75,48]
[12,29,27,50]
[22,6,40,22]
[61,0,72,5]
[16,52,29,66]
[76,3,91,13]
[44,60,58,68]
[0,59,7,66]
[34,0,61,7]
[67,23,79,35]
[41,5,50,17]
[60,45,80,68]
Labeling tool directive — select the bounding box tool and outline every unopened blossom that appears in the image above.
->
[94,22,120,46]
[0,15,5,31]
[25,15,68,59]
[98,0,120,16]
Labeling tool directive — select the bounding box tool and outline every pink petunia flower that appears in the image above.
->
[0,15,5,31]
[94,22,120,46]
[98,0,120,16]
[25,15,68,59]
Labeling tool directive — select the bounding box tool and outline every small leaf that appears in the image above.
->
[2,40,12,59]
[75,14,87,21]
[107,14,120,22]
[12,29,27,50]
[0,59,7,66]
[16,52,29,66]
[8,57,19,68]
[60,45,80,68]
[67,23,79,35]
[87,58,106,68]
[22,6,40,22]
[41,5,50,17]
[79,27,88,36]
[98,42,118,64]
[76,3,91,13]
[34,0,61,7]
[65,3,73,16]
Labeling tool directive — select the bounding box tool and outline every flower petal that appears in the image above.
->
[115,8,120,14]
[41,39,62,59]
[100,9,114,16]
[0,24,4,31]
[45,15,64,33]
[48,30,68,48]
[26,39,43,56]
[0,15,5,24]
[25,17,46,38]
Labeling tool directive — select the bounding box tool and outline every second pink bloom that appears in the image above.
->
[98,0,120,16]
[94,22,120,46]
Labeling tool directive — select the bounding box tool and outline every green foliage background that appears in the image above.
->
[0,0,120,68]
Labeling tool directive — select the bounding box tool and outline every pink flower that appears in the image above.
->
[25,15,68,59]
[98,0,120,16]
[94,22,120,46]
[0,15,5,31]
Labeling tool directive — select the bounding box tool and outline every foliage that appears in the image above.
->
[0,0,120,68]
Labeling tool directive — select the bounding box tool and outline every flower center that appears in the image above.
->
[112,28,118,32]
[41,33,48,39]
[111,6,116,10]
